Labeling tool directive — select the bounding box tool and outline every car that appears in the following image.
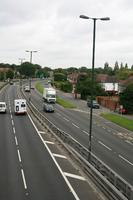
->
[43,103,54,112]
[0,102,7,113]
[87,100,100,109]
[24,85,30,92]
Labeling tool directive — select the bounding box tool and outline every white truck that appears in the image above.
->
[14,99,27,115]
[43,87,56,103]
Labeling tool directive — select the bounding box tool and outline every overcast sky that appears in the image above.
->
[0,0,133,69]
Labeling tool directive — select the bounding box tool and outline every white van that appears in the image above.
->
[0,102,7,113]
[14,99,27,115]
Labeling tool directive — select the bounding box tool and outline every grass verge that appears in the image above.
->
[35,82,76,109]
[101,113,133,132]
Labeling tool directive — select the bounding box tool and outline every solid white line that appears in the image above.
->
[15,136,18,146]
[53,154,67,159]
[21,169,27,189]
[63,117,69,122]
[45,141,54,144]
[119,155,133,166]
[72,123,79,129]
[28,114,80,200]
[17,149,22,162]
[98,141,112,151]
[64,172,85,181]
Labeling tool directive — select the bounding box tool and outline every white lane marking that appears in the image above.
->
[21,169,27,189]
[17,149,22,162]
[39,131,46,134]
[45,141,54,144]
[12,120,14,126]
[126,140,133,146]
[11,114,13,120]
[102,126,106,129]
[13,127,16,134]
[82,130,89,135]
[63,117,69,122]
[15,136,18,146]
[64,172,85,181]
[119,155,133,166]
[72,123,79,129]
[53,154,67,159]
[28,114,80,200]
[98,141,112,151]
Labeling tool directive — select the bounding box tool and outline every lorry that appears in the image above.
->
[14,99,27,115]
[43,87,56,103]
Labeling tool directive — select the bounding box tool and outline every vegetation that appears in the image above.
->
[119,83,133,113]
[101,113,133,131]
[56,97,76,108]
[35,82,76,109]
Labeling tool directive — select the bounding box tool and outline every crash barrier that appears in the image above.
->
[21,89,133,200]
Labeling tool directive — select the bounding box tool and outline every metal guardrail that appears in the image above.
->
[21,89,133,200]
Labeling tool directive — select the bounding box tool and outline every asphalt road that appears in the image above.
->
[0,83,102,200]
[27,81,133,186]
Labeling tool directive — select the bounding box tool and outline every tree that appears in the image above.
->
[6,70,14,79]
[54,73,67,81]
[19,62,36,77]
[119,83,133,113]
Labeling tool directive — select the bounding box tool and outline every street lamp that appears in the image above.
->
[25,50,37,101]
[25,50,37,63]
[79,15,110,161]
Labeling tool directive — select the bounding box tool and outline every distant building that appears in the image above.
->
[96,74,119,94]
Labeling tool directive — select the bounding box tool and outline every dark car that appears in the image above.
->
[87,100,100,109]
[43,103,54,112]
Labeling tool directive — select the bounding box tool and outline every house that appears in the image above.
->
[96,74,119,94]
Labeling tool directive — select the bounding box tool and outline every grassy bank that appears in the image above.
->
[35,82,76,109]
[101,113,133,132]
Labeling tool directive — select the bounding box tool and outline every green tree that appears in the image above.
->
[6,70,14,79]
[54,73,67,81]
[119,83,133,113]
[19,62,36,77]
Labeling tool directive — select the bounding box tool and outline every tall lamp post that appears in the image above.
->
[79,15,110,161]
[25,50,37,101]
[25,50,37,63]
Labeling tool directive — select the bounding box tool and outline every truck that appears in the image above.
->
[43,87,56,103]
[14,99,27,115]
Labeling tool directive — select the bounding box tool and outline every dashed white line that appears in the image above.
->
[63,117,69,122]
[12,120,14,126]
[98,141,112,151]
[11,115,13,119]
[13,127,16,134]
[119,155,133,166]
[17,149,22,162]
[64,172,86,181]
[56,113,61,116]
[72,123,79,129]
[82,130,89,135]
[15,136,18,146]
[21,169,27,189]
[53,154,67,159]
